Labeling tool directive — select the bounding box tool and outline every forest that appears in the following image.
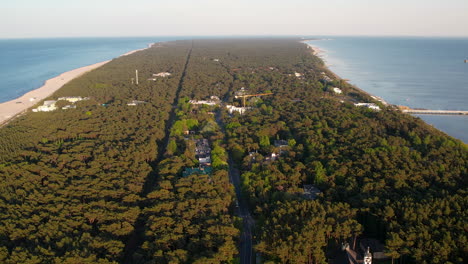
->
[0,38,466,264]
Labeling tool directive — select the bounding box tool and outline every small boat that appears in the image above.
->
[465,59,468,63]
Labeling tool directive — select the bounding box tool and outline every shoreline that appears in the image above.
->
[302,40,467,144]
[302,40,385,103]
[0,43,155,126]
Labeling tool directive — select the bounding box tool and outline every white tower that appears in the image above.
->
[135,70,139,85]
[364,247,372,264]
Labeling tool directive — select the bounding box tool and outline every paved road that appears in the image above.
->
[215,94,255,264]
[228,157,255,264]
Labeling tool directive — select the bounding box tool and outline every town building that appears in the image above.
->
[274,140,288,148]
[195,138,211,165]
[153,72,172,77]
[189,95,221,106]
[127,100,146,106]
[303,185,321,200]
[62,105,77,110]
[57,96,89,103]
[354,103,381,111]
[226,105,251,114]
[32,100,57,112]
[332,87,343,94]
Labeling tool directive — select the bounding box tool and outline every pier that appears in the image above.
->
[402,109,468,115]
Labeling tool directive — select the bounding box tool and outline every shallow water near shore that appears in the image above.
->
[0,37,180,103]
[306,37,468,143]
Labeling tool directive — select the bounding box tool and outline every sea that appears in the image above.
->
[306,37,468,143]
[0,37,180,103]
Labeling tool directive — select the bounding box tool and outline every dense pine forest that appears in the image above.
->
[0,39,466,264]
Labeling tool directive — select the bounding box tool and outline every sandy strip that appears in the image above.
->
[0,61,110,126]
[0,43,156,126]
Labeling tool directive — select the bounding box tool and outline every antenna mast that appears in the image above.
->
[135,70,139,85]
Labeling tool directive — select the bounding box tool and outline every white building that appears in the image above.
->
[189,100,218,106]
[226,105,251,115]
[57,96,88,103]
[294,72,303,78]
[332,87,343,94]
[127,100,146,106]
[62,105,77,110]
[153,72,172,77]
[32,100,57,112]
[354,103,381,111]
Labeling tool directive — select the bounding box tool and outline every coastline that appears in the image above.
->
[302,40,467,144]
[0,44,155,126]
[302,41,385,103]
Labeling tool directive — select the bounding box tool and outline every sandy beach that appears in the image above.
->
[0,43,155,126]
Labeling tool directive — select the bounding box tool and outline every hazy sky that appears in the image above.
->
[2,0,468,38]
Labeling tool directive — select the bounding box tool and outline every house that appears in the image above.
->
[198,154,211,165]
[213,59,220,62]
[153,72,172,77]
[303,185,321,200]
[195,139,211,165]
[264,153,279,162]
[226,105,251,115]
[127,100,146,106]
[359,239,389,260]
[32,100,57,112]
[294,72,303,78]
[354,103,381,111]
[62,105,76,110]
[332,87,343,94]
[320,72,333,82]
[189,100,218,106]
[57,96,88,103]
[274,140,288,148]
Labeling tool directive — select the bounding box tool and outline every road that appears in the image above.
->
[228,157,255,264]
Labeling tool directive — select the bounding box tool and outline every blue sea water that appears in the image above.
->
[0,37,180,103]
[306,37,468,143]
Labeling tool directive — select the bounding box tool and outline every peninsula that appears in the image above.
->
[0,39,465,264]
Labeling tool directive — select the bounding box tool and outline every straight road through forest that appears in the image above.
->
[228,158,255,264]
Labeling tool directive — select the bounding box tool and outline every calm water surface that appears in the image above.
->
[306,37,468,143]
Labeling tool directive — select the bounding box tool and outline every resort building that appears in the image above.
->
[189,95,221,106]
[226,105,251,115]
[195,138,211,165]
[57,96,89,103]
[127,100,146,106]
[354,103,381,111]
[32,100,57,112]
[62,105,77,110]
[332,87,343,94]
[153,72,172,77]
[189,100,218,106]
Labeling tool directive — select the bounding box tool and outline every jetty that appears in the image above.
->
[401,109,468,115]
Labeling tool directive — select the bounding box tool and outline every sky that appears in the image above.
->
[1,0,468,38]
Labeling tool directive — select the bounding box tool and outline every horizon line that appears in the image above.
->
[2,34,468,40]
